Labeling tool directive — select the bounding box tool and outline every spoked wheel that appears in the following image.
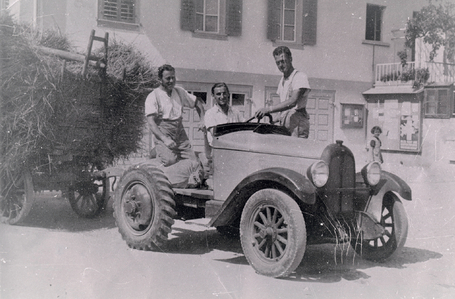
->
[351,192,408,261]
[0,170,35,224]
[240,189,306,277]
[68,179,106,218]
[113,164,176,250]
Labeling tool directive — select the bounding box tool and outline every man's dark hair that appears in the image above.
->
[273,46,292,58]
[158,64,175,79]
[211,82,230,95]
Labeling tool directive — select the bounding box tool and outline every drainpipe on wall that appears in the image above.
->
[371,44,376,86]
[32,0,37,28]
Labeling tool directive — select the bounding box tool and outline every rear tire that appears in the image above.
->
[240,189,306,277]
[0,170,35,225]
[67,179,106,218]
[113,164,176,250]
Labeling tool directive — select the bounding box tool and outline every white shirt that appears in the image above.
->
[145,86,196,120]
[277,70,311,111]
[204,104,244,144]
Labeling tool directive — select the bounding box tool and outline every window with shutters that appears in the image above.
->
[424,86,454,119]
[267,0,317,49]
[98,0,139,30]
[181,0,242,40]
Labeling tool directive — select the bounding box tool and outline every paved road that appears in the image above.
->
[1,173,455,299]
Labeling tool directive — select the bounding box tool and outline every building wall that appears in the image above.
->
[10,0,454,170]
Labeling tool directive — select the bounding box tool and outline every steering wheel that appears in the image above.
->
[246,113,274,124]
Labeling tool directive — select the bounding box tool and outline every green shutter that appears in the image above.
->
[267,0,280,41]
[302,0,317,45]
[181,0,196,31]
[226,0,242,36]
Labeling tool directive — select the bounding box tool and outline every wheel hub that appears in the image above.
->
[123,184,153,230]
[124,199,139,216]
[259,226,277,243]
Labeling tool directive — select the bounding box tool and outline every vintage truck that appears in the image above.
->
[112,118,411,278]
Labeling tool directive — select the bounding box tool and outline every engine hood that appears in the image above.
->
[211,130,327,159]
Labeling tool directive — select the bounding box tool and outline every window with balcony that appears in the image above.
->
[98,0,139,30]
[181,0,242,40]
[365,4,384,42]
[267,0,317,48]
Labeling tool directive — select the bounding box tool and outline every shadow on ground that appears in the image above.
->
[17,192,116,232]
[282,244,442,283]
[152,223,443,283]
[163,226,244,256]
[16,193,443,284]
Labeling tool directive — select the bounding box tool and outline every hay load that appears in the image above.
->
[0,14,159,183]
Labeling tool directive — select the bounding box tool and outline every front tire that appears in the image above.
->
[351,192,408,261]
[113,164,176,250]
[240,189,306,277]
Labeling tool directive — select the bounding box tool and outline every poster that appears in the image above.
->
[400,115,419,150]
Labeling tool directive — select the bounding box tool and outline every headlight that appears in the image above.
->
[307,160,329,187]
[361,162,382,186]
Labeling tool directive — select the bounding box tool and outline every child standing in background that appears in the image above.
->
[368,126,383,163]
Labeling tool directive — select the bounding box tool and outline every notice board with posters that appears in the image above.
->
[364,92,423,152]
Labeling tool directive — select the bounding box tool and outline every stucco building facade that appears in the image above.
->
[4,0,454,171]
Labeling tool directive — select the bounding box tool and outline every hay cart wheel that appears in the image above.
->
[351,192,409,261]
[240,189,307,277]
[0,170,35,225]
[113,164,176,250]
[67,179,106,218]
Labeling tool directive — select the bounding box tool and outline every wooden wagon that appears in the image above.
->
[0,30,124,224]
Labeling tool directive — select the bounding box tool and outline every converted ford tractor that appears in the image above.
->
[113,119,411,278]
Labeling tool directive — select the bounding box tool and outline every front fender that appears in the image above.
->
[208,168,316,227]
[372,171,412,200]
[365,171,412,223]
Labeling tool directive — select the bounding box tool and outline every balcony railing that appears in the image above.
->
[375,61,455,86]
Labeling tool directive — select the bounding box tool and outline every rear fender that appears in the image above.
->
[208,168,316,227]
[364,171,412,223]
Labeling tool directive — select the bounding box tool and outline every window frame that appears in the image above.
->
[195,0,222,34]
[424,86,454,119]
[193,0,226,39]
[97,0,140,31]
[278,0,297,43]
[365,4,385,42]
[181,0,242,41]
[267,0,317,49]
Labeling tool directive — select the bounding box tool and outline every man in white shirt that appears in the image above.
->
[145,64,205,187]
[255,46,311,138]
[202,83,244,183]
[204,82,244,145]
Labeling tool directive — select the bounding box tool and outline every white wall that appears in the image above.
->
[14,0,451,169]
